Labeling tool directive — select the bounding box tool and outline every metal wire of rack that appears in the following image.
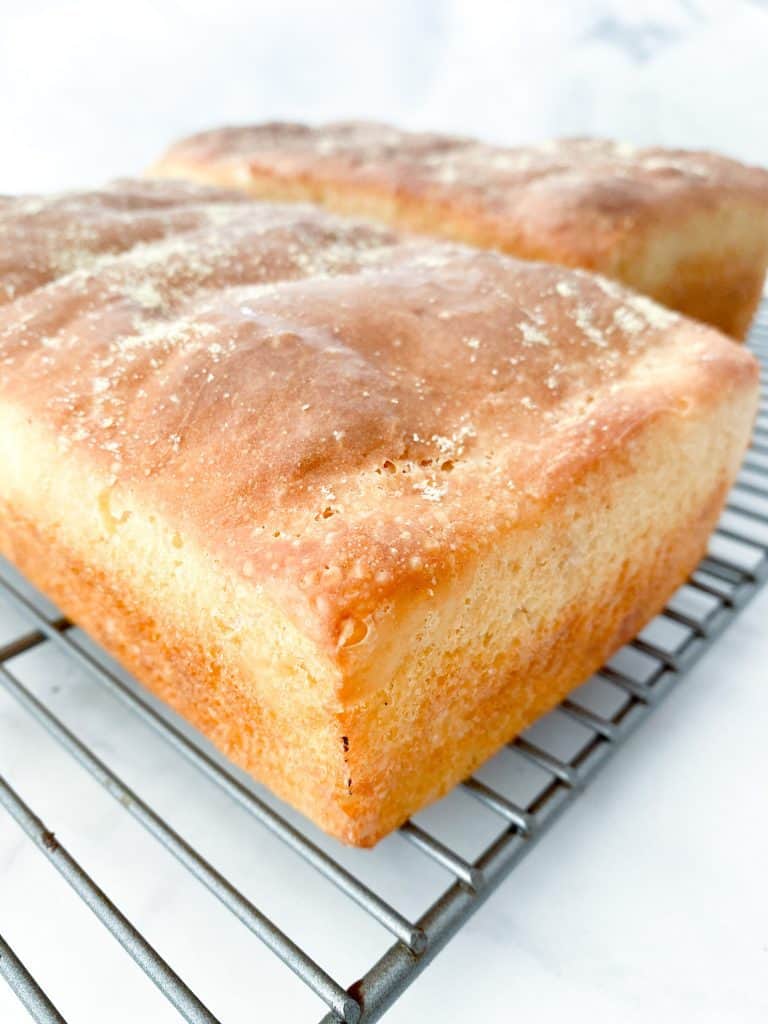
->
[1,309,768,1024]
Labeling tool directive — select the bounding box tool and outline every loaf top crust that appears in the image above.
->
[0,180,758,661]
[149,121,768,263]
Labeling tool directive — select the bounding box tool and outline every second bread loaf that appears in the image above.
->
[150,122,768,339]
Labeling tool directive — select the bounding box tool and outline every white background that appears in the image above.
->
[2,0,768,193]
[1,2,767,1022]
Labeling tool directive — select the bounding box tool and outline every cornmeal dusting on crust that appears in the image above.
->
[151,121,768,222]
[154,121,756,191]
[0,181,758,647]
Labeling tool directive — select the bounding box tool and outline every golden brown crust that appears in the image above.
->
[149,122,768,337]
[0,180,760,843]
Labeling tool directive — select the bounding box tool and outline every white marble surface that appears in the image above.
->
[1,2,768,1021]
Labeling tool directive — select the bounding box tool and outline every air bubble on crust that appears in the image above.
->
[337,615,370,649]
[97,485,132,536]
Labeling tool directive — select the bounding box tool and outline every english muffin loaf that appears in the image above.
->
[150,122,768,339]
[0,181,758,844]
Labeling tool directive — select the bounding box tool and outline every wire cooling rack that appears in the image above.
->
[1,310,768,1024]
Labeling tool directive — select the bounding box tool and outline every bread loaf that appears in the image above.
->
[0,181,758,844]
[150,122,768,338]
